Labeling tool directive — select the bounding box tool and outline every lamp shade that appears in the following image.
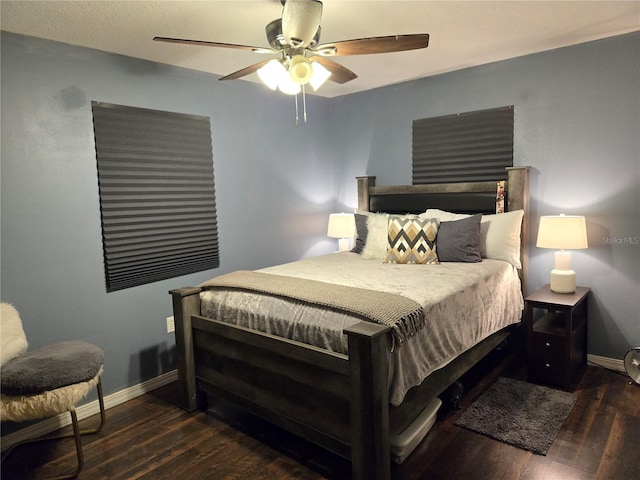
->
[536,215,588,250]
[277,74,302,95]
[257,59,286,91]
[327,213,356,239]
[309,61,332,90]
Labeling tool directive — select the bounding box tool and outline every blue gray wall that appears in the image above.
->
[1,30,638,423]
[0,32,335,419]
[329,32,640,361]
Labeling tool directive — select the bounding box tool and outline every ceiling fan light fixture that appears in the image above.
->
[278,74,302,95]
[309,61,331,91]
[289,55,313,84]
[257,59,286,90]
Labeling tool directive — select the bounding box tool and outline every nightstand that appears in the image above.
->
[525,284,590,390]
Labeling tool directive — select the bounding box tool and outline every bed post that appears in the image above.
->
[506,166,531,295]
[169,286,203,412]
[345,322,392,480]
[357,176,376,211]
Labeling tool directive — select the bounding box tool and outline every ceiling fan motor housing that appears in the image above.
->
[266,18,320,50]
[282,0,323,48]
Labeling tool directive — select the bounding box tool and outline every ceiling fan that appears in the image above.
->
[154,0,429,123]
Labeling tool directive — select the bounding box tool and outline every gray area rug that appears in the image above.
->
[454,377,577,455]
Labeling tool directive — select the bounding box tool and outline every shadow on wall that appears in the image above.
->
[131,343,177,385]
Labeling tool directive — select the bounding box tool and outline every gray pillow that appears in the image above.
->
[351,213,369,254]
[437,214,482,263]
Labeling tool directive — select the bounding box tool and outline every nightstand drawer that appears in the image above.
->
[531,334,563,361]
[530,356,564,384]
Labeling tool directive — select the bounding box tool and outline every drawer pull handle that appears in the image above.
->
[545,363,551,368]
[545,342,551,347]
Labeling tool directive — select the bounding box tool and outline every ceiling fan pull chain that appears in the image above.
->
[302,84,308,123]
[295,93,300,127]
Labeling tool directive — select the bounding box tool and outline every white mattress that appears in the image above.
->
[200,252,523,406]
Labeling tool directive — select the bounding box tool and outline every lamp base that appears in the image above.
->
[550,269,576,293]
[338,238,350,252]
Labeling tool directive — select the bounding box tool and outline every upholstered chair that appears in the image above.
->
[0,303,106,479]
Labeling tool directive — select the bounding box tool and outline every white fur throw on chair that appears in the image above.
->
[1,370,103,422]
[0,303,28,366]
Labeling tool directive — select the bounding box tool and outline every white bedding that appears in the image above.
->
[200,252,523,406]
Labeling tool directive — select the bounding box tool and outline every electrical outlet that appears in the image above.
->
[166,316,175,333]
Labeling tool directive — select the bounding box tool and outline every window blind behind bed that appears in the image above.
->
[412,106,513,184]
[92,102,219,292]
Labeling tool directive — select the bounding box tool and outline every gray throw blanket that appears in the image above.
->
[200,270,425,349]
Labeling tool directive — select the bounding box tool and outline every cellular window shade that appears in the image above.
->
[412,106,513,184]
[92,102,219,292]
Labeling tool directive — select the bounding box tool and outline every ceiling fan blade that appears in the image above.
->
[282,0,323,48]
[153,36,272,54]
[308,56,357,84]
[313,34,429,56]
[219,59,274,81]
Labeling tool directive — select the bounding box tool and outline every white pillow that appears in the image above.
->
[356,210,390,260]
[480,210,524,268]
[0,303,29,366]
[420,209,470,222]
[420,208,524,268]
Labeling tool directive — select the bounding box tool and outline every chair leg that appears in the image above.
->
[46,409,84,480]
[80,377,106,435]
[1,377,106,479]
[42,377,106,441]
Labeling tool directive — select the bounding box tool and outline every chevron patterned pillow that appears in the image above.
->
[385,216,440,264]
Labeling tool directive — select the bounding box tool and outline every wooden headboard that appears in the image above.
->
[356,166,530,294]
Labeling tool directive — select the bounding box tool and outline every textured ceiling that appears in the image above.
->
[2,0,639,98]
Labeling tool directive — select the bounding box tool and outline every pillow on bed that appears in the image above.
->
[384,216,439,264]
[355,210,390,260]
[437,215,482,263]
[480,209,524,268]
[350,213,369,254]
[419,208,524,268]
[420,209,470,222]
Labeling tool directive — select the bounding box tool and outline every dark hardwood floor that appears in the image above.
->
[2,351,638,480]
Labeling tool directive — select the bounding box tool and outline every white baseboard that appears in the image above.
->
[1,369,178,450]
[587,354,625,372]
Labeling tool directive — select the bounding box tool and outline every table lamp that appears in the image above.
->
[327,213,356,252]
[536,214,588,293]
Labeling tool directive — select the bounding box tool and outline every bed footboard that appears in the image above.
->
[170,287,393,480]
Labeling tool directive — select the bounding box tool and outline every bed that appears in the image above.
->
[169,166,530,480]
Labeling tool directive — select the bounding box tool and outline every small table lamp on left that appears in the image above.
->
[327,213,356,251]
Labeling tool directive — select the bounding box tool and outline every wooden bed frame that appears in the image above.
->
[170,167,530,480]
